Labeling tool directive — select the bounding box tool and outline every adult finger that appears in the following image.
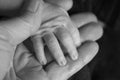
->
[44,0,73,11]
[31,35,47,65]
[46,41,99,80]
[43,32,67,66]
[80,22,104,42]
[54,27,78,60]
[71,13,98,28]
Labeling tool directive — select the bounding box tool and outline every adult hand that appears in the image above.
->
[4,13,103,80]
[0,0,103,79]
[0,0,73,79]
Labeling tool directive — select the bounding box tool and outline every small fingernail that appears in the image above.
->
[40,60,47,65]
[72,53,78,60]
[59,59,67,66]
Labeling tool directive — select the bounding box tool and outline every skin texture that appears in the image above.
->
[32,15,81,65]
[0,0,78,66]
[13,19,103,80]
[1,0,80,66]
[3,13,103,80]
[0,0,103,80]
[13,42,98,80]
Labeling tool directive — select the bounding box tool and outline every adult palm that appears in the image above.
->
[14,41,98,80]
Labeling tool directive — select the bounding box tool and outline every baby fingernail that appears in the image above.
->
[72,53,78,60]
[59,59,67,66]
[40,60,47,65]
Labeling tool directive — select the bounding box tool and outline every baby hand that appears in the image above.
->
[32,15,81,66]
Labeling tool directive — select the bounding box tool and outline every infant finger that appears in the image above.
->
[44,45,53,63]
[43,32,67,66]
[54,27,78,61]
[67,21,81,46]
[32,35,47,65]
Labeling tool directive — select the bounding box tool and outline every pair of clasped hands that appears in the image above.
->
[0,0,103,80]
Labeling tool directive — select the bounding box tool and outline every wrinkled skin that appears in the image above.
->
[0,0,79,66]
[0,0,103,80]
[4,13,103,80]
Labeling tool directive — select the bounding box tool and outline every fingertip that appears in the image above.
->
[39,59,47,65]
[59,58,67,66]
[43,32,67,66]
[31,35,47,65]
[37,53,47,65]
[84,42,99,64]
[71,51,79,60]
[78,41,99,65]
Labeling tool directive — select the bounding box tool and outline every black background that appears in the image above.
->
[69,0,120,80]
